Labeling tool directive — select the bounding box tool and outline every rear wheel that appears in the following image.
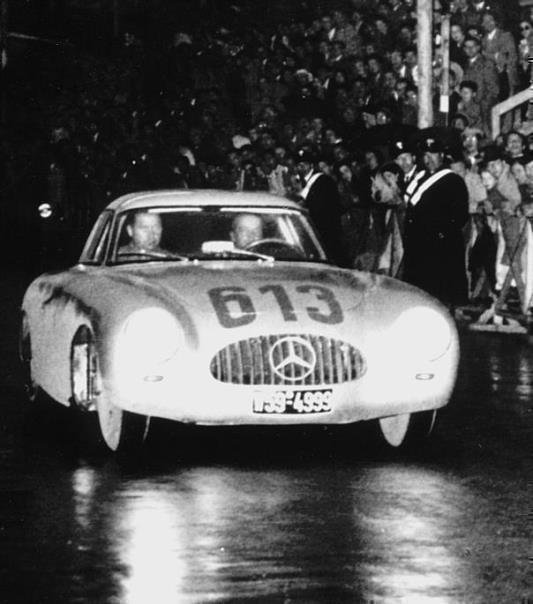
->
[19,315,41,403]
[377,410,437,449]
[70,326,150,455]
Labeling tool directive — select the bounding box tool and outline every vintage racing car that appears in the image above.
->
[20,190,459,454]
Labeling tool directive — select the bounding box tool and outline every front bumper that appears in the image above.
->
[108,346,458,425]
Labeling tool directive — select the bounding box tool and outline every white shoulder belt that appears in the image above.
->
[408,169,454,206]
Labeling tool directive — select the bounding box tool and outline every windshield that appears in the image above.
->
[109,206,327,264]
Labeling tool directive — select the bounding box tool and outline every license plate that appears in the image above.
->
[252,389,333,414]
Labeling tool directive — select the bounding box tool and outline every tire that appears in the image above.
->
[377,410,437,450]
[96,391,150,456]
[70,326,150,455]
[19,314,39,402]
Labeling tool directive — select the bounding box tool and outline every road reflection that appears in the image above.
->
[2,330,531,603]
[65,460,478,603]
[356,465,473,603]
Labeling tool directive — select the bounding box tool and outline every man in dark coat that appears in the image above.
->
[294,148,348,267]
[403,137,470,308]
[462,35,499,136]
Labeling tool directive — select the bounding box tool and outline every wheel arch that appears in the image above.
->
[70,323,99,411]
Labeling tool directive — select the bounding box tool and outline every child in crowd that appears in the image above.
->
[480,168,513,216]
[457,80,483,134]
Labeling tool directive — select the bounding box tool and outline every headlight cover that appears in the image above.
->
[390,306,452,362]
[116,307,182,372]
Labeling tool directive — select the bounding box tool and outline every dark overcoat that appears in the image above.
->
[403,168,470,306]
[304,172,348,267]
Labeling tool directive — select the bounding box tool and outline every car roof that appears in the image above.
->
[106,190,304,212]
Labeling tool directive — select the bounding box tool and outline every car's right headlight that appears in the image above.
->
[389,306,453,362]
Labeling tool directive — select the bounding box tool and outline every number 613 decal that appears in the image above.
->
[208,284,343,328]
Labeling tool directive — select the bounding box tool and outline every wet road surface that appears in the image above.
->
[0,270,532,603]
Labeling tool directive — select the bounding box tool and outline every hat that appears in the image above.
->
[445,147,465,164]
[379,162,403,179]
[451,112,470,127]
[294,147,316,164]
[295,68,313,82]
[419,137,445,153]
[482,145,505,163]
[390,138,415,159]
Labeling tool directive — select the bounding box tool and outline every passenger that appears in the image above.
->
[230,213,264,249]
[118,211,166,256]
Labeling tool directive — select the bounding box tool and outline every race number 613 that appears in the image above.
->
[208,284,343,328]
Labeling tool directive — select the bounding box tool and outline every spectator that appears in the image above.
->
[523,157,533,196]
[463,0,491,30]
[481,12,518,99]
[504,131,528,163]
[517,20,533,89]
[390,138,419,189]
[462,127,485,168]
[457,80,484,133]
[480,166,508,213]
[449,155,487,214]
[510,159,533,202]
[331,9,361,57]
[401,84,418,126]
[483,145,522,210]
[450,22,468,68]
[373,162,404,205]
[462,35,499,136]
[451,112,470,133]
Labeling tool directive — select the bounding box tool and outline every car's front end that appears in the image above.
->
[104,263,459,428]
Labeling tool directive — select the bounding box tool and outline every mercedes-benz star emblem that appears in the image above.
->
[269,336,317,382]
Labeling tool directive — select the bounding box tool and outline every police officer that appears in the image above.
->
[390,138,419,191]
[403,137,470,308]
[294,147,348,267]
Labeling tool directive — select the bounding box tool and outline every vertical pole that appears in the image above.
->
[0,0,7,126]
[528,56,533,121]
[417,0,433,128]
[440,14,451,126]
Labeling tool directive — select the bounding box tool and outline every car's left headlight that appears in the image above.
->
[116,307,183,372]
[390,306,453,362]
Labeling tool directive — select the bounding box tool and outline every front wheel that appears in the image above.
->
[377,410,437,449]
[70,325,150,455]
[97,393,150,455]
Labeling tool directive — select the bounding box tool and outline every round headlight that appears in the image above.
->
[391,306,452,362]
[118,307,182,368]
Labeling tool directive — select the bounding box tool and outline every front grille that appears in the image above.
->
[210,334,366,385]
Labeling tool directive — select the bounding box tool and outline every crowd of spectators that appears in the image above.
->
[2,0,533,290]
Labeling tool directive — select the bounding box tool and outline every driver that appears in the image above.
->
[230,213,264,249]
[118,211,166,255]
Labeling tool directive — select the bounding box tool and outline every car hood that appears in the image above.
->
[30,259,440,357]
[104,260,370,314]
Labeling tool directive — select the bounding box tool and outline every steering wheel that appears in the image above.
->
[245,238,305,259]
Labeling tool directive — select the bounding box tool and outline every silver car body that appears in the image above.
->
[21,191,459,436]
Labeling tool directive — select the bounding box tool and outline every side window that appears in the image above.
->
[79,211,113,264]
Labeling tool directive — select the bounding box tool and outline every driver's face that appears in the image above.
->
[231,214,263,249]
[127,212,162,251]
